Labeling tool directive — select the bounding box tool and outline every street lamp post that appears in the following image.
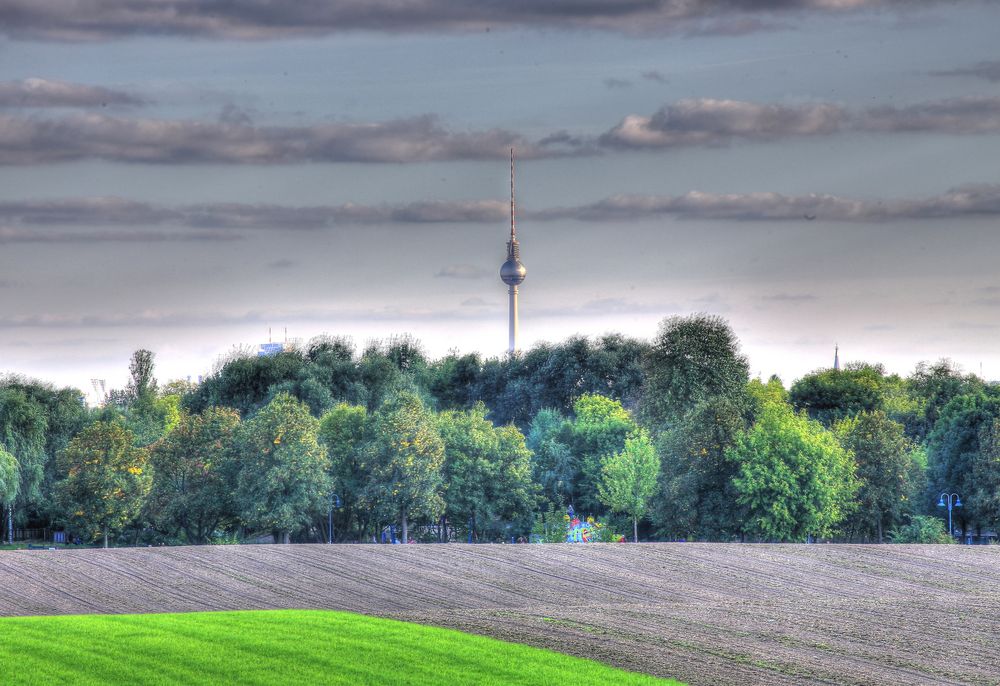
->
[938,492,962,538]
[328,493,341,544]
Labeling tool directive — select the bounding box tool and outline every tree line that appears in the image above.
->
[1,316,994,546]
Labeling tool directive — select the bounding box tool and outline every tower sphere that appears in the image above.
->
[500,258,526,285]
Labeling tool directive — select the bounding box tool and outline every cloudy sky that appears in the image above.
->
[2,0,1000,398]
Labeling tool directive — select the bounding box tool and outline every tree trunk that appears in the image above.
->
[401,508,409,544]
[633,516,638,544]
[281,530,291,544]
[103,530,108,549]
[6,503,12,545]
[877,518,883,544]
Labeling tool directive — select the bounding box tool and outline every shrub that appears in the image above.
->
[889,515,954,544]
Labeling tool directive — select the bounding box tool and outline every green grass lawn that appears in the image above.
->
[0,610,682,685]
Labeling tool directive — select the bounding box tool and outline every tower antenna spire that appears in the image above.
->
[510,147,516,242]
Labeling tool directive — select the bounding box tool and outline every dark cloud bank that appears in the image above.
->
[932,60,1000,83]
[0,1,946,41]
[5,185,1000,244]
[1,95,999,165]
[0,113,579,165]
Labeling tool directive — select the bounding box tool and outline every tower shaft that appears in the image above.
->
[508,285,518,354]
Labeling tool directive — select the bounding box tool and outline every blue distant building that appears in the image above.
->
[258,342,284,357]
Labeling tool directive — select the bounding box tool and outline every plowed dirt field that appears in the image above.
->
[2,543,997,686]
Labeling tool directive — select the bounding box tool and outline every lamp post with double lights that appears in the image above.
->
[937,492,962,538]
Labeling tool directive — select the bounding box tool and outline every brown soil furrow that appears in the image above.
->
[3,543,1000,686]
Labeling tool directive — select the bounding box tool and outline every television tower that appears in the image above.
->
[500,148,527,354]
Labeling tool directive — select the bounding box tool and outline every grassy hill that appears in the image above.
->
[0,609,676,686]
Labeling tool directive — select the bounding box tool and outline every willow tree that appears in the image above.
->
[0,446,18,544]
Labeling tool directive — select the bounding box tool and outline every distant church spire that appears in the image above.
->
[834,344,840,371]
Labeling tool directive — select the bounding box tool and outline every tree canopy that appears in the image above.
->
[55,420,152,547]
[598,429,660,542]
[232,393,330,543]
[729,393,857,542]
[642,314,750,429]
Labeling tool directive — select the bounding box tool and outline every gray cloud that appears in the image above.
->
[0,197,507,230]
[535,298,680,318]
[1,95,997,166]
[858,97,1000,134]
[461,297,494,307]
[761,293,818,302]
[435,264,492,279]
[0,303,512,329]
[534,185,1000,223]
[600,97,1000,149]
[603,78,633,89]
[0,113,575,165]
[267,258,296,269]
[0,197,179,225]
[950,321,999,330]
[931,60,1000,83]
[0,1,942,42]
[7,185,1000,237]
[641,70,670,84]
[600,98,847,148]
[0,226,240,243]
[0,78,145,107]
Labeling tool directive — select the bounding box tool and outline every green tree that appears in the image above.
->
[651,394,749,540]
[642,314,750,429]
[835,411,912,542]
[0,387,49,525]
[568,394,637,514]
[971,418,1000,535]
[790,363,888,427]
[439,404,497,540]
[55,421,152,547]
[185,350,307,417]
[427,352,481,411]
[470,334,649,428]
[318,402,368,541]
[439,404,536,541]
[147,407,241,543]
[127,349,157,399]
[526,409,575,506]
[493,423,538,534]
[0,446,18,544]
[926,390,1000,534]
[909,359,983,439]
[598,430,660,542]
[729,397,857,542]
[364,390,444,543]
[232,393,330,543]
